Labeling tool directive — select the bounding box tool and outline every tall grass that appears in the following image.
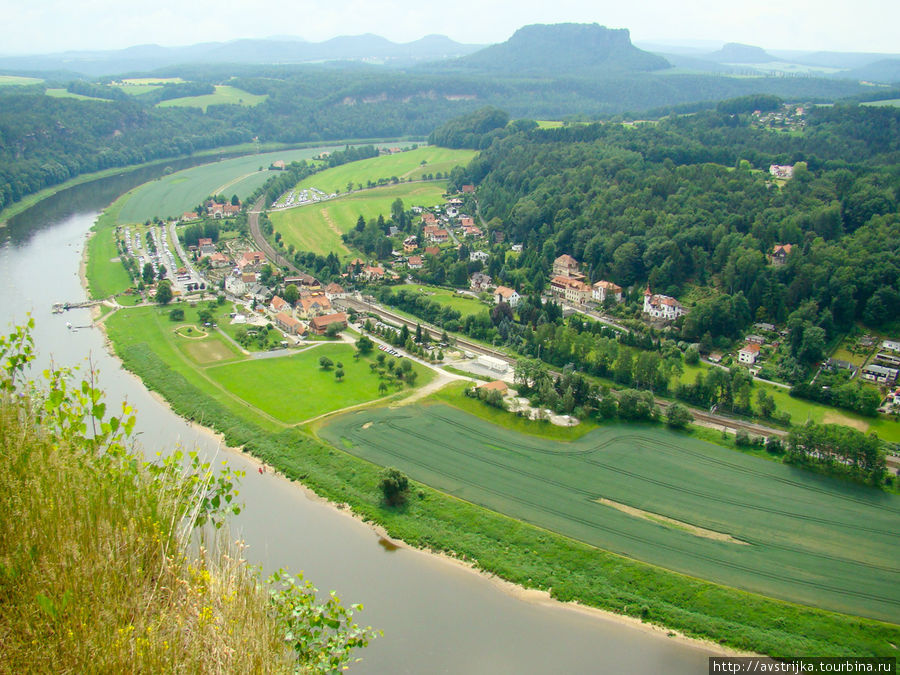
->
[0,397,290,672]
[0,322,374,673]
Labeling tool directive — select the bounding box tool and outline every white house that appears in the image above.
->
[225,275,247,297]
[494,286,520,307]
[469,250,489,262]
[883,340,900,353]
[643,286,686,321]
[592,280,623,304]
[738,343,760,365]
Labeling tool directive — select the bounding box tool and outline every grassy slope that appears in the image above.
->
[157,85,267,112]
[287,147,476,196]
[0,379,288,672]
[45,88,106,101]
[271,182,447,258]
[0,75,43,85]
[393,284,491,320]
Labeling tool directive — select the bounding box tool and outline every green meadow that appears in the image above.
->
[157,85,267,112]
[393,284,491,319]
[321,402,900,622]
[270,182,448,257]
[283,147,476,196]
[45,88,105,101]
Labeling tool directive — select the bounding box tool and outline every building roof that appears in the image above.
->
[772,244,793,256]
[324,282,344,294]
[270,296,288,311]
[275,312,302,329]
[311,312,348,330]
[554,254,579,268]
[495,286,517,299]
[478,380,509,393]
[740,343,761,354]
[593,280,622,292]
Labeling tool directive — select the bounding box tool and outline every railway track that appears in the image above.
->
[339,296,788,439]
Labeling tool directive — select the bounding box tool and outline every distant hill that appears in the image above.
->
[0,35,484,77]
[707,42,776,63]
[843,59,900,84]
[437,23,670,74]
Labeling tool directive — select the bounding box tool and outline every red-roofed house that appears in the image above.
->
[407,255,423,269]
[298,294,332,318]
[643,286,686,321]
[324,283,346,300]
[738,343,761,365]
[310,312,348,335]
[461,184,475,194]
[552,254,582,279]
[770,244,794,265]
[459,216,475,228]
[270,295,289,313]
[274,312,304,336]
[477,380,509,396]
[238,251,266,270]
[424,246,440,257]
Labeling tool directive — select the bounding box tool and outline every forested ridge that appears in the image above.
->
[448,105,899,349]
[0,54,878,215]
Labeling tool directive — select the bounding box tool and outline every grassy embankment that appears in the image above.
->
[0,375,290,672]
[270,183,448,258]
[95,319,900,656]
[157,85,267,112]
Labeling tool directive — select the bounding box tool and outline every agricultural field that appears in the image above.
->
[282,147,476,197]
[320,402,900,622]
[270,182,447,258]
[111,77,183,96]
[116,146,354,224]
[862,99,900,107]
[393,284,490,319]
[0,75,43,86]
[45,88,106,101]
[156,85,267,111]
[104,304,433,429]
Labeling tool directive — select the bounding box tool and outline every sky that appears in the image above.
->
[1,0,897,56]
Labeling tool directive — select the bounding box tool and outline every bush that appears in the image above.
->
[666,403,693,429]
[379,467,409,506]
[168,308,184,322]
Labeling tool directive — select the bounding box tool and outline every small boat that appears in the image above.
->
[66,322,72,330]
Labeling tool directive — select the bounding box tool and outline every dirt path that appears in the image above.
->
[213,171,263,197]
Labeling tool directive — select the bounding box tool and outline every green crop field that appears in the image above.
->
[0,75,43,86]
[116,146,354,224]
[45,88,106,101]
[393,284,490,319]
[320,402,900,622]
[270,182,448,257]
[280,147,475,197]
[157,85,267,112]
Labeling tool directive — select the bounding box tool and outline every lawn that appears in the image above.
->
[205,343,428,424]
[281,147,475,197]
[270,182,448,258]
[393,284,491,319]
[116,146,356,224]
[157,85,267,112]
[320,402,900,622]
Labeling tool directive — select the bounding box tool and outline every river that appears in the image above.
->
[0,165,719,673]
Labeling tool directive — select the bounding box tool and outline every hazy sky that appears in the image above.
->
[2,0,897,55]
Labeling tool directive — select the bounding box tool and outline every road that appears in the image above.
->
[337,296,789,439]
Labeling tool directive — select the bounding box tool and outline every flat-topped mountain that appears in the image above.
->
[707,42,776,63]
[439,23,670,74]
